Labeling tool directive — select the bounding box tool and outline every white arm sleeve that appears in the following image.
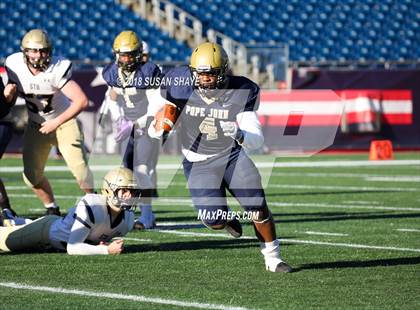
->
[145,87,166,117]
[66,203,109,255]
[103,88,124,122]
[236,111,264,150]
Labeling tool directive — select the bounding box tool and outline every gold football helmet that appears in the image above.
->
[113,30,142,72]
[102,167,140,210]
[21,29,52,70]
[190,42,229,89]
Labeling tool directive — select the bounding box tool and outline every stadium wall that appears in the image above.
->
[290,69,420,150]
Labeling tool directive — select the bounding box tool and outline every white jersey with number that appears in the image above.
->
[5,52,72,124]
[48,193,135,255]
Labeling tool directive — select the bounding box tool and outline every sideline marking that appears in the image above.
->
[0,282,251,310]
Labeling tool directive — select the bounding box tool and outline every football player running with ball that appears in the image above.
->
[101,31,163,229]
[0,167,139,255]
[5,29,94,216]
[149,42,292,273]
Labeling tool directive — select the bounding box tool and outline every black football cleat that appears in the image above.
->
[225,218,242,238]
[2,207,17,217]
[273,261,293,273]
[1,208,17,227]
[45,207,61,216]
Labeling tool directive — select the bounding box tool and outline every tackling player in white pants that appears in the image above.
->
[0,167,139,255]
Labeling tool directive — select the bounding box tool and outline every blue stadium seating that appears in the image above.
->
[170,0,420,62]
[0,0,191,63]
[0,0,418,64]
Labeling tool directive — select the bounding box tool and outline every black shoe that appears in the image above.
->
[274,262,293,273]
[2,207,17,217]
[225,218,242,238]
[45,207,61,216]
[1,208,17,226]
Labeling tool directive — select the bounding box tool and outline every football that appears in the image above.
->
[154,102,178,133]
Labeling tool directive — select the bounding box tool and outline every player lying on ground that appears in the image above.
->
[0,167,139,255]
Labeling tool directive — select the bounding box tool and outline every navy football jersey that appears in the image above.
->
[102,62,161,121]
[161,66,260,155]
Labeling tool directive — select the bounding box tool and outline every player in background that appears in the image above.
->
[0,167,139,255]
[149,42,292,273]
[101,31,162,229]
[141,41,150,63]
[0,77,18,218]
[4,29,94,216]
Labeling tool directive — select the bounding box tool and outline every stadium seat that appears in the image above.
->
[167,0,420,62]
[0,0,191,63]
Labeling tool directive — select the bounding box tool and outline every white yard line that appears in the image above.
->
[156,230,255,240]
[11,196,420,212]
[269,184,420,192]
[365,176,420,182]
[270,202,420,212]
[154,230,420,253]
[8,194,79,200]
[303,231,349,237]
[0,282,251,310]
[2,186,28,190]
[1,159,419,173]
[157,221,201,226]
[396,229,420,233]
[270,172,420,181]
[119,237,152,242]
[342,201,381,205]
[283,238,420,253]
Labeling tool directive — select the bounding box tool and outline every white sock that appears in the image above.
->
[44,202,58,209]
[260,239,282,271]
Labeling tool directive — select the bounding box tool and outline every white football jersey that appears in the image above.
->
[5,52,72,124]
[48,194,135,252]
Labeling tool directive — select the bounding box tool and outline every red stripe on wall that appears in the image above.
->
[382,114,413,124]
[345,111,377,124]
[259,113,411,126]
[261,90,412,101]
[261,91,341,101]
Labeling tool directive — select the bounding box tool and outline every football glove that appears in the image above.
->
[114,116,133,142]
[220,121,244,144]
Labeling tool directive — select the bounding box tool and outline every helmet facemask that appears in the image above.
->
[102,167,141,211]
[191,67,227,90]
[21,29,52,71]
[105,184,141,211]
[115,49,142,73]
[23,48,52,71]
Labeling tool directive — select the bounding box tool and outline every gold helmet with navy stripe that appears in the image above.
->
[190,42,229,89]
[102,167,140,210]
[113,30,142,72]
[21,29,52,70]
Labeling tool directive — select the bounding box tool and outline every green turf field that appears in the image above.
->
[1,153,419,309]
